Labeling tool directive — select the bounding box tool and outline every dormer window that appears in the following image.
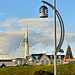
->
[35,56,38,59]
[59,56,61,59]
[50,56,53,59]
[44,56,46,59]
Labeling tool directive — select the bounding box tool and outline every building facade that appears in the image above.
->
[26,53,64,65]
[12,45,75,66]
[25,45,75,65]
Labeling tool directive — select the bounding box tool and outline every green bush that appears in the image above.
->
[0,64,75,75]
[34,70,54,75]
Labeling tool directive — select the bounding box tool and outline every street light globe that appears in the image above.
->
[39,6,48,18]
[59,49,64,54]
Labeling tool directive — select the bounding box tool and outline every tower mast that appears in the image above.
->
[25,25,29,59]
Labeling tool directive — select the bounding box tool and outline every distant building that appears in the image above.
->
[18,25,29,58]
[63,45,75,64]
[13,45,75,66]
[12,58,25,66]
[64,45,73,59]
[0,59,12,66]
[26,53,64,65]
[25,25,29,58]
[0,45,75,66]
[25,45,75,65]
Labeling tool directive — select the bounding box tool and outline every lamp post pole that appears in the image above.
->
[39,1,65,75]
[54,0,57,75]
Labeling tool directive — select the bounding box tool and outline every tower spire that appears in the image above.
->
[25,24,29,59]
[65,45,73,59]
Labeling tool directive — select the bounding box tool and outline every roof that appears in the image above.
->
[47,55,65,59]
[0,60,12,62]
[47,55,54,59]
[26,56,29,59]
[40,6,48,9]
[30,54,65,60]
[32,54,43,59]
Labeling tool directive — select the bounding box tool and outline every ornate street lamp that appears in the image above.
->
[39,0,65,75]
[39,3,48,18]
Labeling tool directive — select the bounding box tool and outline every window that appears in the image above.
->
[50,56,53,59]
[29,61,33,65]
[32,57,34,61]
[42,60,44,65]
[46,60,48,65]
[51,61,54,64]
[59,56,61,59]
[35,56,38,59]
[44,56,46,59]
[36,61,38,63]
[57,60,60,65]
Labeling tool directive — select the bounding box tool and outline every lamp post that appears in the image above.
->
[39,0,65,75]
[54,0,57,75]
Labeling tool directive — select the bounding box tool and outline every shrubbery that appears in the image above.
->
[0,64,75,75]
[34,70,54,75]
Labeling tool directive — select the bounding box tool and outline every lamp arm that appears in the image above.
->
[41,1,65,50]
[56,11,65,50]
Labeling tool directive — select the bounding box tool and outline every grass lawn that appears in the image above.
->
[0,64,75,75]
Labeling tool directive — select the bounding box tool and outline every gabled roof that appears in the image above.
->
[26,54,34,61]
[32,54,43,59]
[47,55,65,59]
[47,55,54,59]
[29,54,65,60]
[57,55,65,59]
[26,56,29,59]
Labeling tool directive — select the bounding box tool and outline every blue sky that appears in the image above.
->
[0,0,75,59]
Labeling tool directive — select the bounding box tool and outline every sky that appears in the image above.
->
[0,0,75,59]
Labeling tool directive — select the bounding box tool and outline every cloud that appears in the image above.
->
[0,22,13,27]
[0,28,25,58]
[28,29,54,47]
[37,50,47,54]
[0,13,5,15]
[0,49,6,54]
[39,43,43,45]
[0,18,19,27]
[0,55,9,59]
[0,18,75,58]
[37,50,51,54]
[65,32,75,43]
